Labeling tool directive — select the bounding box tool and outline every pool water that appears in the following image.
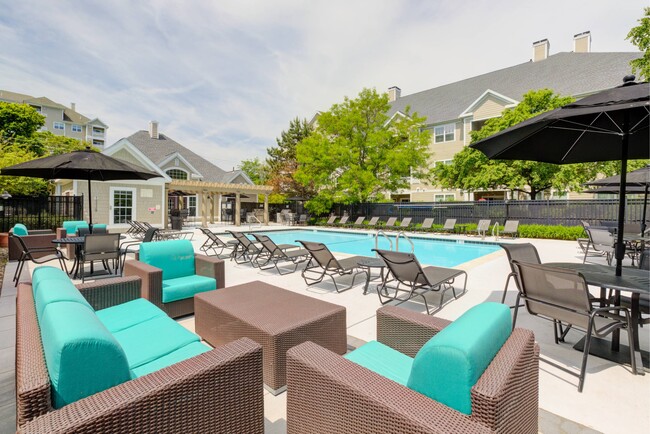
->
[257,229,499,267]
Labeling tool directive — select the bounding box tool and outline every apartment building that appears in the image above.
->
[0,90,108,148]
[387,31,641,202]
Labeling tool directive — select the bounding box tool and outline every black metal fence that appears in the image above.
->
[332,199,648,227]
[0,196,83,233]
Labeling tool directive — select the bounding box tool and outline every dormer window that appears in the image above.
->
[166,168,188,180]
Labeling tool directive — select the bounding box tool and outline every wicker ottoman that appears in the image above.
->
[195,281,347,394]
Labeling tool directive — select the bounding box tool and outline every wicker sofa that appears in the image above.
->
[8,225,56,261]
[287,305,539,434]
[16,272,264,433]
[124,239,225,318]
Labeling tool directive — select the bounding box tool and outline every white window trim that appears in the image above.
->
[72,124,82,132]
[109,187,137,226]
[166,168,190,180]
[53,121,65,130]
[433,123,455,143]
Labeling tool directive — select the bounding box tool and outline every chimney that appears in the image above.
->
[532,39,550,62]
[70,102,76,111]
[149,120,159,139]
[573,31,591,53]
[388,86,401,102]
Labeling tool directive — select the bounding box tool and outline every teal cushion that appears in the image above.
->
[39,301,130,408]
[112,315,200,369]
[13,223,28,236]
[32,267,92,321]
[131,342,211,378]
[96,298,167,333]
[344,340,413,386]
[407,302,512,415]
[139,240,195,280]
[162,275,216,303]
[62,220,88,236]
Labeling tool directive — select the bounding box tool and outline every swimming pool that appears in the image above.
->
[256,229,499,267]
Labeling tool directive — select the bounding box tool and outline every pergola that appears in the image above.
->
[167,180,273,227]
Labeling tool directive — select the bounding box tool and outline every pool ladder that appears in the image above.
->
[374,230,414,255]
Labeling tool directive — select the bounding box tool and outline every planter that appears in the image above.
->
[0,232,8,248]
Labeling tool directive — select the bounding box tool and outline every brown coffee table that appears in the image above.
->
[195,281,347,394]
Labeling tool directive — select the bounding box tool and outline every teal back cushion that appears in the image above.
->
[13,223,29,236]
[32,267,93,320]
[39,301,131,408]
[406,302,512,415]
[62,220,88,236]
[139,239,195,280]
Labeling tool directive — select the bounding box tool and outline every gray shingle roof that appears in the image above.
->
[388,52,641,125]
[126,130,234,183]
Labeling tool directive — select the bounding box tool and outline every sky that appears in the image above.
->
[0,0,646,171]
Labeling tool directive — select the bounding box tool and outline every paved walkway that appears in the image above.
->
[2,225,648,433]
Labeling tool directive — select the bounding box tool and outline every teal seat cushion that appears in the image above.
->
[13,223,28,236]
[112,315,200,369]
[96,298,167,333]
[131,342,211,378]
[344,340,413,386]
[139,239,195,280]
[407,302,512,415]
[162,275,216,303]
[32,267,92,321]
[39,301,130,408]
[62,220,88,236]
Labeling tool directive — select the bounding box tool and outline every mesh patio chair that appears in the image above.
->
[119,227,159,271]
[583,227,615,265]
[469,219,491,238]
[373,249,467,315]
[383,217,398,230]
[325,216,338,226]
[348,216,366,228]
[12,235,68,285]
[352,216,371,228]
[79,233,121,282]
[499,243,541,306]
[297,240,368,292]
[416,217,434,232]
[335,216,349,227]
[512,261,636,392]
[618,249,650,327]
[296,214,308,226]
[251,234,309,274]
[199,227,237,258]
[397,217,412,230]
[500,220,520,238]
[227,231,263,265]
[439,218,456,234]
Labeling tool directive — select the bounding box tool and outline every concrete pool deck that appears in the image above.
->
[1,223,648,433]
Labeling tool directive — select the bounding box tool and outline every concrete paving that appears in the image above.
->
[1,224,648,433]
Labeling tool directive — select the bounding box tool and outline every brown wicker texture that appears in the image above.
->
[16,279,264,433]
[55,227,75,259]
[75,275,142,310]
[195,281,347,391]
[286,305,539,434]
[8,231,57,261]
[123,254,224,318]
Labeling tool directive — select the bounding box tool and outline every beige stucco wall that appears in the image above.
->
[427,121,464,162]
[473,95,507,120]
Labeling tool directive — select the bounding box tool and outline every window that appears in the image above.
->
[111,189,135,224]
[434,124,455,143]
[53,122,64,130]
[436,159,453,166]
[186,195,197,216]
[434,193,455,202]
[166,169,188,180]
[72,124,82,132]
[92,139,104,146]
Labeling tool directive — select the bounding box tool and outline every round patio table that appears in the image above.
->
[357,257,387,295]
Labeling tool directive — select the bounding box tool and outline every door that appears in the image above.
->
[110,187,136,224]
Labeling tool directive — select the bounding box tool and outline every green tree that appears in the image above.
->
[627,7,650,81]
[266,117,314,201]
[0,102,45,139]
[16,131,90,156]
[295,88,431,214]
[0,142,50,196]
[237,157,269,185]
[434,89,604,199]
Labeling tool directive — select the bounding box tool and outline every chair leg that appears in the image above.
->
[512,293,522,329]
[501,273,515,304]
[578,321,595,392]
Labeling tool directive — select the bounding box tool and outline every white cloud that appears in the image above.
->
[0,0,645,168]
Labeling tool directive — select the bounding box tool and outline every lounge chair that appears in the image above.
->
[383,217,398,230]
[335,216,349,227]
[286,305,539,434]
[199,227,237,258]
[415,217,434,232]
[439,218,456,234]
[227,231,264,265]
[397,217,412,230]
[583,227,615,265]
[251,234,309,274]
[512,261,636,392]
[297,240,368,292]
[296,214,308,226]
[351,216,368,228]
[498,243,541,306]
[373,249,467,315]
[499,220,520,238]
[469,219,491,238]
[325,215,338,226]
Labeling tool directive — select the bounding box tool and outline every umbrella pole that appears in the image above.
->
[87,178,93,227]
[642,185,648,235]
[614,122,629,277]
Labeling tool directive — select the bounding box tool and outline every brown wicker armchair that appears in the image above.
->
[16,276,264,433]
[124,254,225,318]
[287,305,539,434]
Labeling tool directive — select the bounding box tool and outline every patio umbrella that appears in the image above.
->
[0,148,161,224]
[470,76,650,275]
[585,165,650,234]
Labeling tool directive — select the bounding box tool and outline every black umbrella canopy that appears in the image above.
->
[584,165,650,187]
[470,77,650,275]
[0,148,161,224]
